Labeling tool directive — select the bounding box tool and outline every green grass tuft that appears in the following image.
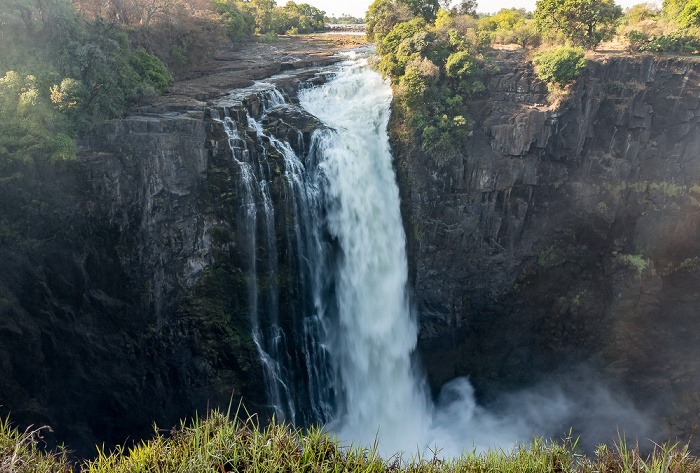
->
[2,409,700,473]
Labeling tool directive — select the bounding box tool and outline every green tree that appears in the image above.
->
[0,71,75,174]
[402,0,440,19]
[216,0,255,41]
[366,0,413,42]
[534,0,623,49]
[451,0,477,16]
[678,0,700,27]
[662,0,687,19]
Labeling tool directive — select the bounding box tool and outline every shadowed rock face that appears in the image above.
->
[0,84,326,457]
[393,51,700,442]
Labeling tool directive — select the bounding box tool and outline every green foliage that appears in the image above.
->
[129,49,173,93]
[366,0,421,42]
[677,0,700,28]
[0,71,76,174]
[623,2,660,23]
[614,252,650,279]
[0,415,72,472]
[537,246,562,267]
[258,31,281,42]
[5,408,700,473]
[534,0,623,49]
[663,0,687,19]
[401,0,440,20]
[663,256,700,275]
[50,78,85,112]
[533,47,587,86]
[506,21,543,48]
[215,0,255,42]
[445,50,483,92]
[0,0,177,176]
[371,4,495,157]
[474,8,542,48]
[232,0,326,35]
[626,30,700,53]
[480,8,524,32]
[377,17,428,76]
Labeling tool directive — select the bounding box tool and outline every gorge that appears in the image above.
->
[1,42,700,457]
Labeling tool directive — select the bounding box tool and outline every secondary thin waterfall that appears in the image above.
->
[299,58,431,454]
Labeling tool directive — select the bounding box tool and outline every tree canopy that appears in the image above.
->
[366,0,441,42]
[534,0,622,49]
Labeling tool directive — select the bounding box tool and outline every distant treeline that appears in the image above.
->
[325,14,365,24]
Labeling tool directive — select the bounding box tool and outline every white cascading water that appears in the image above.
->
[299,57,432,455]
[213,52,655,456]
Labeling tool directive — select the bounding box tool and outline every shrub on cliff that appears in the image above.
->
[626,30,700,53]
[533,47,587,87]
[129,49,173,94]
[371,7,496,157]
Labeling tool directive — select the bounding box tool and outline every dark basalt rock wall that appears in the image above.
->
[3,50,700,456]
[0,88,322,456]
[393,51,700,441]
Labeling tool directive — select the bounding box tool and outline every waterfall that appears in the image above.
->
[212,86,337,427]
[299,58,431,454]
[211,57,518,457]
[212,53,657,458]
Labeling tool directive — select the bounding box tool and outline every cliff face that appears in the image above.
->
[394,51,700,439]
[0,83,324,455]
[3,46,700,455]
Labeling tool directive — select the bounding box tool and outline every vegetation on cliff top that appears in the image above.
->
[368,0,700,156]
[3,409,700,473]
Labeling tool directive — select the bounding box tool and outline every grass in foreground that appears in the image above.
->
[2,408,700,473]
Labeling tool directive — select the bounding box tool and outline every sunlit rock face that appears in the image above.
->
[395,51,700,445]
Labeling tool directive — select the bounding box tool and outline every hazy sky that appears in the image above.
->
[312,0,658,18]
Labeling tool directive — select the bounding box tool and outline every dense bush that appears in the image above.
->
[626,30,700,53]
[0,71,74,175]
[677,0,700,28]
[533,47,587,86]
[129,49,173,94]
[0,0,175,177]
[371,3,494,155]
[476,7,542,47]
